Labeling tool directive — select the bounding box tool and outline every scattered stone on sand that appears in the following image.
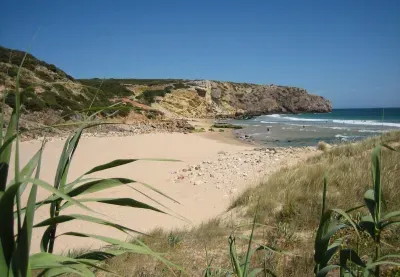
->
[174,146,315,197]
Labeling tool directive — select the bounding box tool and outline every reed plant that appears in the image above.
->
[0,52,181,276]
[314,145,400,276]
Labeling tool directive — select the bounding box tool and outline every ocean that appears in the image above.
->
[229,108,400,147]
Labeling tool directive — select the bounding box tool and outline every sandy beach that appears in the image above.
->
[13,131,317,254]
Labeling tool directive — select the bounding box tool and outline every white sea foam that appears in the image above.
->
[257,114,400,128]
[265,114,327,122]
[335,134,350,138]
[357,129,384,133]
[326,126,350,130]
[335,134,364,141]
[332,120,400,128]
[260,121,278,124]
[266,114,281,118]
[286,123,312,127]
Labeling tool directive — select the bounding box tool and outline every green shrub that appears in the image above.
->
[7,66,18,78]
[212,123,243,129]
[35,70,53,82]
[173,83,190,89]
[137,88,171,105]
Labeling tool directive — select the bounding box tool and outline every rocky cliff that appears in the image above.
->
[156,80,332,118]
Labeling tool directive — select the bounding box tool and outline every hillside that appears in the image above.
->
[0,45,331,122]
[0,46,132,116]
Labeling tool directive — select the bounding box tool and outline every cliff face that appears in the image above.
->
[157,80,332,118]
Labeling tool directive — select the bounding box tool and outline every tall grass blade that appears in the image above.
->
[34,214,147,236]
[339,249,366,269]
[39,265,94,277]
[63,178,135,198]
[11,145,43,276]
[248,268,263,277]
[11,147,43,197]
[331,209,360,238]
[381,211,400,221]
[128,185,190,223]
[228,236,243,277]
[60,197,166,213]
[380,220,400,228]
[316,265,341,277]
[0,91,9,149]
[321,174,327,218]
[12,178,95,213]
[58,232,184,271]
[0,134,17,157]
[243,201,259,275]
[371,146,382,220]
[359,215,375,238]
[0,113,16,191]
[54,128,83,189]
[83,159,139,175]
[0,183,19,274]
[363,190,376,222]
[138,181,181,204]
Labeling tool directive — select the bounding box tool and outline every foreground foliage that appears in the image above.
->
[314,145,400,276]
[0,51,181,277]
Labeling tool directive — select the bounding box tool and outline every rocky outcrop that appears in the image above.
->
[157,80,332,118]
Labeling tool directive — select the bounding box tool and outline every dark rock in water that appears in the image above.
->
[287,140,292,142]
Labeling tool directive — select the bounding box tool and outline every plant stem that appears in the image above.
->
[47,200,61,253]
[375,231,381,277]
[356,235,360,277]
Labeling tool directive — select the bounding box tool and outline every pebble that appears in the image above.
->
[230,188,238,194]
[171,147,313,199]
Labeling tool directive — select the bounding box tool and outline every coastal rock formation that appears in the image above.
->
[157,80,332,118]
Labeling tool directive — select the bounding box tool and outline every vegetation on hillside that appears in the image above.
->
[137,87,173,105]
[1,46,134,117]
[0,45,74,81]
[79,78,183,88]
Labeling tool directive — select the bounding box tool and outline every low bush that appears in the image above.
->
[137,88,172,105]
[173,82,190,89]
[212,123,243,129]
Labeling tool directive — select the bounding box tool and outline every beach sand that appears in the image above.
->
[12,131,316,253]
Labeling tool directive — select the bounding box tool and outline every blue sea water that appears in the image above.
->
[230,108,400,147]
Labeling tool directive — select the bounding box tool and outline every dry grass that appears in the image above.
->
[317,140,331,152]
[97,132,400,276]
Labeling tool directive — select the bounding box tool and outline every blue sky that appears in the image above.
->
[1,0,399,108]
